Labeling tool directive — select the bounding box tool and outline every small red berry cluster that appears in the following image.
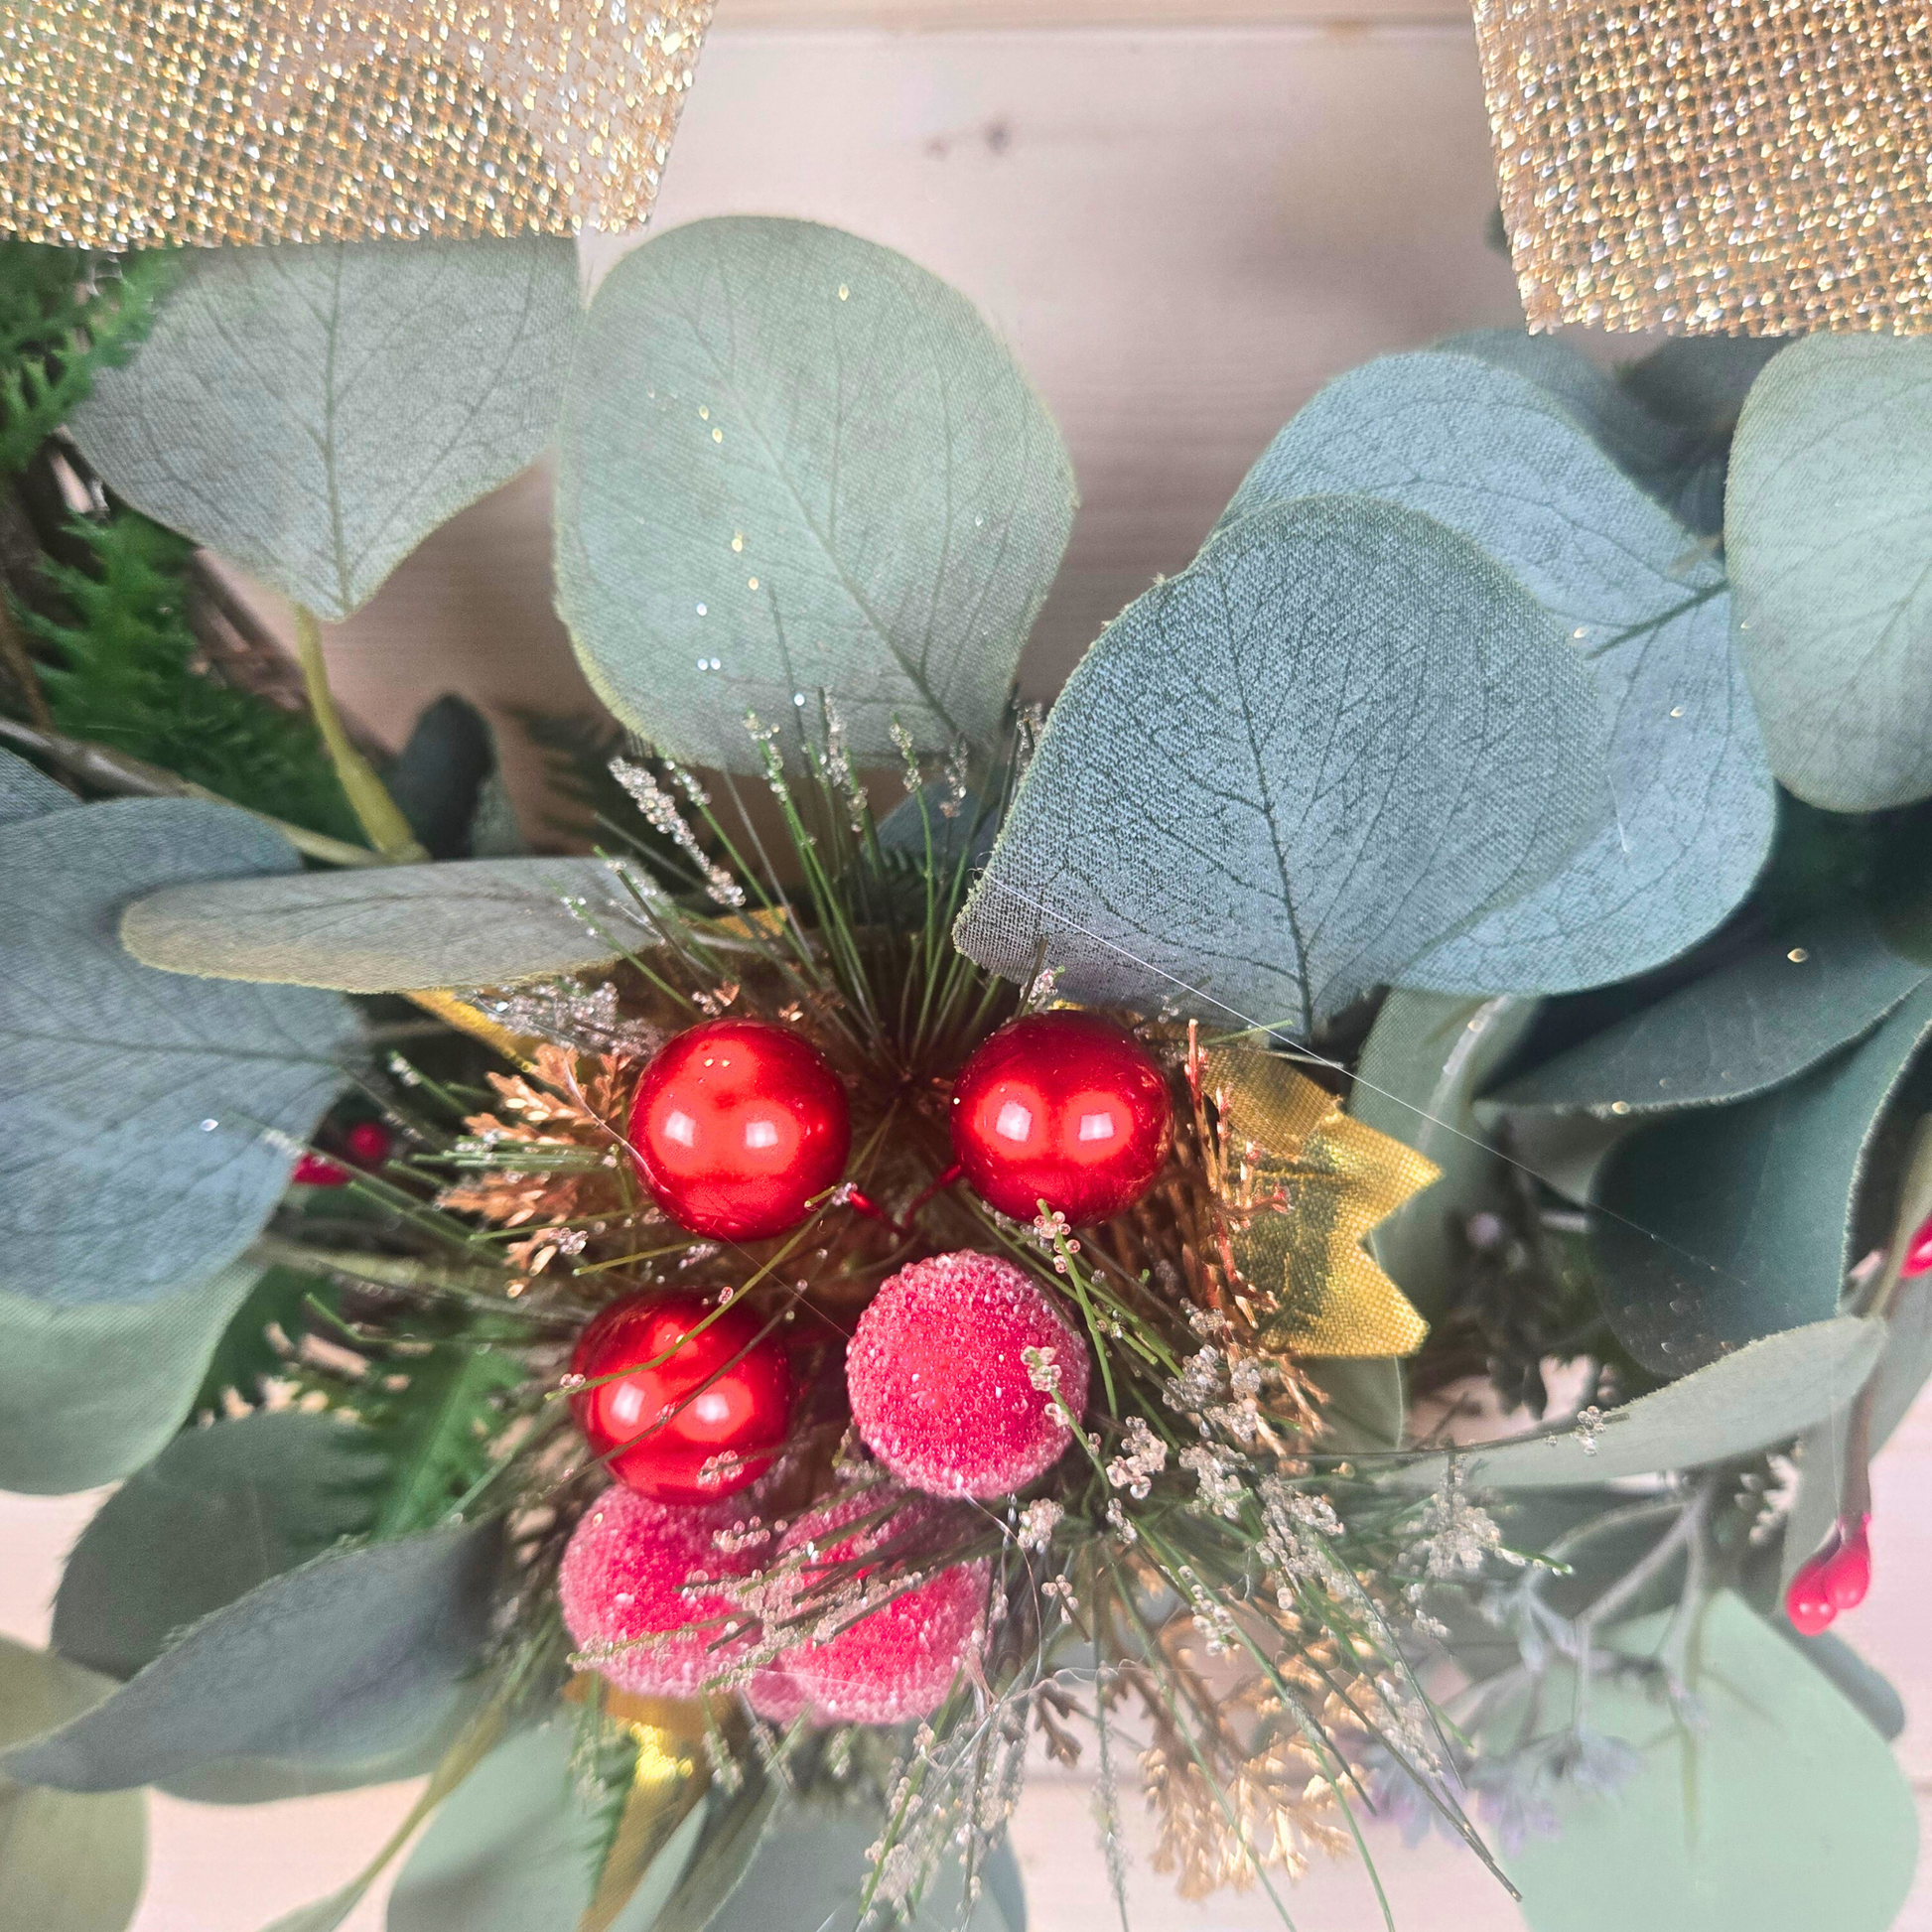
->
[1784,1515,1873,1636]
[560,1008,1173,1724]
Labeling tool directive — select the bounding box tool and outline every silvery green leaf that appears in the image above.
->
[1305,1358,1404,1452]
[1727,334,1932,809]
[2,1525,500,1795]
[555,217,1075,773]
[1489,906,1928,1118]
[0,1639,144,1932]
[121,855,657,993]
[69,240,579,621]
[1594,980,1932,1373]
[0,1263,258,1495]
[0,748,72,826]
[957,496,1608,1033]
[54,1411,383,1680]
[0,799,359,1303]
[1221,349,1774,993]
[1348,991,1542,1320]
[1391,1315,1882,1491]
[1492,1595,1915,1932]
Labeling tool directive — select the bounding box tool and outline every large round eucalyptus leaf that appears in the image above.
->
[388,1720,706,1932]
[955,497,1609,1033]
[1391,1315,1882,1491]
[1727,334,1932,810]
[1220,349,1774,994]
[0,1262,258,1495]
[1594,980,1932,1374]
[53,1411,383,1680]
[1490,1595,1915,1932]
[556,216,1076,773]
[69,239,579,622]
[122,855,658,992]
[1489,906,1929,1119]
[0,747,73,826]
[1348,991,1541,1321]
[0,798,360,1303]
[0,1640,144,1932]
[1,1524,500,1797]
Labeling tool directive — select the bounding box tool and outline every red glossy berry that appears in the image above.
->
[629,1020,850,1242]
[847,1251,1088,1498]
[772,1493,988,1725]
[571,1292,792,1503]
[292,1150,349,1187]
[559,1487,757,1697]
[1902,1213,1932,1278]
[342,1120,392,1167]
[1825,1514,1873,1610]
[951,1012,1171,1224]
[1785,1554,1837,1635]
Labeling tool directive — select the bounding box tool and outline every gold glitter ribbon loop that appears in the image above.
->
[1203,1045,1439,1358]
[1,0,713,246]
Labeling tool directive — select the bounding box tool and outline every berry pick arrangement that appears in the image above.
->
[4,218,1932,1932]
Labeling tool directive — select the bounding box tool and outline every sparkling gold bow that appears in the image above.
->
[1202,1044,1438,1358]
[1476,0,1932,334]
[0,0,711,247]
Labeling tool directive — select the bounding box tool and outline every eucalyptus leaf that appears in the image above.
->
[1489,906,1929,1119]
[121,855,658,993]
[1306,1357,1405,1452]
[1777,1628,1905,1742]
[0,1639,144,1932]
[1391,1315,1882,1491]
[53,1411,383,1680]
[1492,1594,1915,1932]
[0,798,359,1302]
[0,1262,258,1494]
[1221,348,1773,993]
[647,1767,780,1932]
[1593,981,1932,1373]
[69,240,579,622]
[1727,334,1932,809]
[2,1524,501,1795]
[1347,991,1542,1320]
[956,497,1608,1032]
[388,1720,706,1932]
[555,216,1076,773]
[0,747,73,825]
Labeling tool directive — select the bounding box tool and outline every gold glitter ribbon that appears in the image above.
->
[1203,1046,1438,1358]
[0,0,713,247]
[1476,0,1932,334]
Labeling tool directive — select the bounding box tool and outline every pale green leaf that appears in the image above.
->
[555,216,1075,773]
[1391,1315,1883,1491]
[1221,349,1773,993]
[1594,981,1932,1372]
[1347,991,1542,1320]
[0,798,360,1303]
[69,240,579,622]
[1305,1357,1404,1452]
[53,1411,383,1680]
[0,1262,259,1494]
[0,747,73,826]
[0,1639,144,1932]
[121,856,658,993]
[1489,906,1928,1118]
[2,1526,500,1795]
[1493,1594,1915,1932]
[1727,334,1932,809]
[956,498,1608,1032]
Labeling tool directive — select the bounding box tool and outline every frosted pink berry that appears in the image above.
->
[846,1251,1088,1499]
[559,1486,756,1698]
[744,1667,810,1726]
[772,1492,988,1725]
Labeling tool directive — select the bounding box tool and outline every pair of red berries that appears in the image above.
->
[292,1119,393,1187]
[1784,1515,1873,1636]
[625,1008,1173,1243]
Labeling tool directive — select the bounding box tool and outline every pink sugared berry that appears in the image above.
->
[772,1492,987,1725]
[744,1668,810,1726]
[559,1486,757,1697]
[846,1251,1087,1500]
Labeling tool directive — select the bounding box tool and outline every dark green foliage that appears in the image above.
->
[355,1340,527,1540]
[194,1266,346,1415]
[21,510,360,838]
[0,242,183,473]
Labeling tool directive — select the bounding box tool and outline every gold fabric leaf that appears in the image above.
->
[1476,0,1932,334]
[1203,1045,1438,1358]
[0,0,712,247]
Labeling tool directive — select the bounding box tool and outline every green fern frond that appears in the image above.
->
[195,1266,347,1415]
[20,510,361,838]
[357,1341,527,1540]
